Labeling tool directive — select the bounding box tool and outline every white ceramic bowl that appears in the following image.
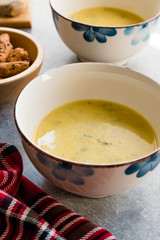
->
[49,0,160,65]
[0,27,44,102]
[15,63,160,198]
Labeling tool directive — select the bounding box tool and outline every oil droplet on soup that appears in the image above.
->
[33,100,158,164]
[68,7,145,26]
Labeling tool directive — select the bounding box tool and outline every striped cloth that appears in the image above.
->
[0,143,117,240]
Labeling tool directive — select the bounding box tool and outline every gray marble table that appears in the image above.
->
[0,1,160,239]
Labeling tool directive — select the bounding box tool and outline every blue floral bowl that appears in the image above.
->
[49,0,160,65]
[15,63,160,198]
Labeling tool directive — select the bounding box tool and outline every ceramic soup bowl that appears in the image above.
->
[15,63,160,198]
[49,0,160,65]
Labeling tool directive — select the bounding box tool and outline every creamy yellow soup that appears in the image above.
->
[68,7,145,27]
[33,100,157,164]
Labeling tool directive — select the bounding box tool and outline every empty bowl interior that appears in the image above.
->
[50,0,160,22]
[15,63,160,154]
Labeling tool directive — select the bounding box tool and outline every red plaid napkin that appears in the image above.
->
[0,143,117,240]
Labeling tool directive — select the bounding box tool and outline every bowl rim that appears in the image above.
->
[49,0,160,29]
[14,62,160,168]
[0,27,44,85]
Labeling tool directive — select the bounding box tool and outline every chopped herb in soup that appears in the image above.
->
[33,100,158,164]
[68,7,145,27]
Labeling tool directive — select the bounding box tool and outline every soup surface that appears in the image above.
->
[68,7,145,26]
[33,100,157,164]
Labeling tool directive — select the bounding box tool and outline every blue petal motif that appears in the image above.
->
[71,22,117,43]
[131,34,142,45]
[52,11,59,31]
[37,153,94,185]
[52,163,71,181]
[136,163,151,178]
[125,153,160,178]
[125,161,145,175]
[124,27,135,36]
[51,162,94,185]
[142,33,150,42]
[148,155,160,170]
[142,23,148,29]
[83,29,95,42]
[97,28,117,36]
[54,11,59,21]
[72,22,89,31]
[124,22,155,46]
[37,152,51,167]
[67,171,85,185]
[77,166,94,176]
[95,32,107,43]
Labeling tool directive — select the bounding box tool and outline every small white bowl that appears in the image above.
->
[0,27,44,102]
[15,63,160,198]
[49,0,160,65]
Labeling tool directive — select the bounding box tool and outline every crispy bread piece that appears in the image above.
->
[0,0,28,17]
[0,61,29,78]
[0,33,13,62]
[7,47,29,62]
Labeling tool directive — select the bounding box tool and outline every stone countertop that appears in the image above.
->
[0,1,160,239]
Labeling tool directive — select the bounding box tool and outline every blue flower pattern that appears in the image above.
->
[51,10,159,46]
[125,153,160,178]
[51,162,94,185]
[37,152,94,185]
[52,11,59,31]
[124,17,159,45]
[71,22,117,43]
